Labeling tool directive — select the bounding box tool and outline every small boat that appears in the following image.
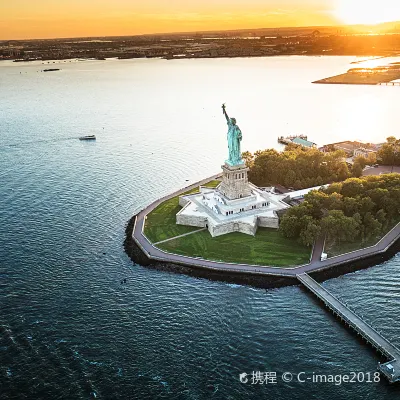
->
[79,135,96,141]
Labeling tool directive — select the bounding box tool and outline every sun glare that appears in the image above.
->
[336,0,400,25]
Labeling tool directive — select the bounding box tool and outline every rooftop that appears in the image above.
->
[292,137,316,148]
[178,185,289,224]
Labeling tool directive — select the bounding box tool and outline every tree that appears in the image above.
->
[359,197,376,215]
[244,144,356,190]
[343,197,359,217]
[377,136,400,166]
[366,188,390,209]
[352,162,363,178]
[242,151,254,167]
[337,163,350,181]
[340,178,365,197]
[294,180,302,190]
[325,182,342,195]
[278,174,399,245]
[325,192,343,210]
[279,215,301,238]
[304,190,329,210]
[300,221,322,246]
[353,156,367,169]
[365,152,377,165]
[381,197,398,220]
[376,209,387,224]
[315,176,324,186]
[321,210,360,244]
[284,170,296,187]
[363,212,382,241]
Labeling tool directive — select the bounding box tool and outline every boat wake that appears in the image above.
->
[0,136,90,149]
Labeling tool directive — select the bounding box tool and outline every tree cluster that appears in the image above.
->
[377,136,400,166]
[279,174,400,247]
[243,144,352,190]
[352,153,377,177]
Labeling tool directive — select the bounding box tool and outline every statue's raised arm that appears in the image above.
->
[222,103,230,124]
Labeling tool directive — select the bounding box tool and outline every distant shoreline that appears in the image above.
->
[2,53,399,64]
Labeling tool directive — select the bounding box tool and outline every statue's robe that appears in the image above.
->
[227,120,243,165]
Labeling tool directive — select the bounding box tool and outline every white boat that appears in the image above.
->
[79,135,96,141]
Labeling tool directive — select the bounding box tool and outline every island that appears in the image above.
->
[124,107,400,383]
[124,106,400,289]
[314,62,400,85]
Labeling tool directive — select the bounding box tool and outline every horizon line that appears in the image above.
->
[2,20,400,42]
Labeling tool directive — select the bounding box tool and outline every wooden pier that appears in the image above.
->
[378,82,400,86]
[278,134,308,145]
[297,273,400,383]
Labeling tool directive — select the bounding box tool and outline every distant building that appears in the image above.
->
[282,185,329,205]
[354,147,376,159]
[7,48,21,58]
[321,141,377,156]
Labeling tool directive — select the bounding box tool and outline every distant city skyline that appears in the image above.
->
[1,0,400,40]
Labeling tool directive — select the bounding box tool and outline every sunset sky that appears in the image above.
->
[1,0,400,40]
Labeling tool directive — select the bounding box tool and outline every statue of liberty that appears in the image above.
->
[222,104,244,166]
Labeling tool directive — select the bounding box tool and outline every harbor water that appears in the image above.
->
[1,56,400,399]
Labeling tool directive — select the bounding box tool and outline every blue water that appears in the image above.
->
[1,57,400,399]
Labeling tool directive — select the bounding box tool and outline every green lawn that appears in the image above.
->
[326,237,378,258]
[145,179,310,267]
[144,180,220,243]
[325,218,400,258]
[158,228,310,267]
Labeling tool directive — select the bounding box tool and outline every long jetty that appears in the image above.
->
[297,273,400,383]
[379,82,400,86]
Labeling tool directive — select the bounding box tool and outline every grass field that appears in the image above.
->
[143,180,220,243]
[144,179,310,267]
[326,237,378,258]
[158,228,310,267]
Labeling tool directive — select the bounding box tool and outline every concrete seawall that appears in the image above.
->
[124,175,400,288]
[124,215,298,288]
[124,213,400,289]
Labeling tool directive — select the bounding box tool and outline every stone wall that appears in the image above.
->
[179,196,191,208]
[258,215,279,229]
[176,213,207,228]
[208,218,257,237]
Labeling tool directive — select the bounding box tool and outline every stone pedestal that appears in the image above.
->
[218,163,252,200]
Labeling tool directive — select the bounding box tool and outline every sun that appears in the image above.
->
[336,0,400,25]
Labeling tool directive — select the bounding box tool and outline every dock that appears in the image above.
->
[313,65,400,86]
[297,273,400,383]
[278,134,308,145]
[378,82,400,86]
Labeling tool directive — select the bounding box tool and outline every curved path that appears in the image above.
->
[132,176,400,278]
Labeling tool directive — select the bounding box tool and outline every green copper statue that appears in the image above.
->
[222,103,243,166]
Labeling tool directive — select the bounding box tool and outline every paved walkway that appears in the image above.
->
[310,235,325,263]
[154,228,207,245]
[363,165,400,176]
[132,175,400,278]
